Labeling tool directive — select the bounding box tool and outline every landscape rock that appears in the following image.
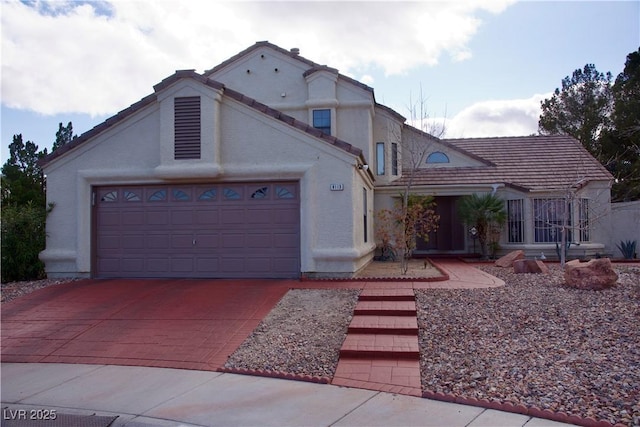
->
[564,258,618,290]
[513,259,549,274]
[496,250,525,268]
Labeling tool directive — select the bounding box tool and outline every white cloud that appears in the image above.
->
[1,0,515,116]
[440,93,552,139]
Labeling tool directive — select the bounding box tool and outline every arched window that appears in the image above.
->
[426,152,450,163]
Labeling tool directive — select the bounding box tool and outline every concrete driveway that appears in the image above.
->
[1,278,293,371]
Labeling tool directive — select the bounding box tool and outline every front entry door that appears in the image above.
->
[417,196,465,252]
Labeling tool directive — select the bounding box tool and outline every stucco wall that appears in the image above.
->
[610,200,640,258]
[41,79,369,278]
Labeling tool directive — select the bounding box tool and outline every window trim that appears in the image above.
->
[391,143,398,175]
[312,109,331,135]
[376,142,385,175]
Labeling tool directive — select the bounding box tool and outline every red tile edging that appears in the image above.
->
[300,258,450,282]
[217,366,330,384]
[422,390,625,427]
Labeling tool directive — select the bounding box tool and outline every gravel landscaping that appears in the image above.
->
[4,264,639,426]
[1,278,82,303]
[417,265,640,427]
[224,288,360,379]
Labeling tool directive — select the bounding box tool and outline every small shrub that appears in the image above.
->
[617,240,637,259]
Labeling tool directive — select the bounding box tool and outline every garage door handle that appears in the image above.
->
[193,239,196,246]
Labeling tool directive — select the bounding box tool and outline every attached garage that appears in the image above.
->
[93,181,300,278]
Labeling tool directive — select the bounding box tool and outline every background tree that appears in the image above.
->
[1,122,73,282]
[600,48,640,201]
[52,121,76,152]
[538,64,613,159]
[1,134,47,207]
[458,193,507,260]
[538,50,640,202]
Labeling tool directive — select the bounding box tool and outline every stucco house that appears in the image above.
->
[40,41,614,279]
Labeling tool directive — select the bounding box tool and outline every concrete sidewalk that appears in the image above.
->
[2,363,573,427]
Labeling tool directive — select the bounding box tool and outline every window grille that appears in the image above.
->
[507,199,524,243]
[533,198,572,243]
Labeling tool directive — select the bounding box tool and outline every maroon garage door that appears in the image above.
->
[93,182,300,278]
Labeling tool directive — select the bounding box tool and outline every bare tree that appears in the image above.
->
[533,164,610,267]
[376,86,446,274]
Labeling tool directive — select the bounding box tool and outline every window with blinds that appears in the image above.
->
[174,96,201,159]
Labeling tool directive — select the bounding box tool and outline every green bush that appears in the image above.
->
[1,202,50,282]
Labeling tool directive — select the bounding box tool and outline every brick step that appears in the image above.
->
[348,315,418,335]
[340,333,420,359]
[353,300,416,316]
[359,289,415,301]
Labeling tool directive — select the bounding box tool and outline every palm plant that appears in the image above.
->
[458,193,507,260]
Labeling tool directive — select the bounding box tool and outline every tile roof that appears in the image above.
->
[40,69,365,166]
[390,135,613,192]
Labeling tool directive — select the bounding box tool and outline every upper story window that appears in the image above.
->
[174,96,201,160]
[426,151,449,164]
[376,142,385,175]
[392,143,398,175]
[312,109,331,135]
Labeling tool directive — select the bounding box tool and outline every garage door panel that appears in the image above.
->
[95,182,299,278]
[172,233,194,249]
[220,257,244,273]
[195,233,219,249]
[196,257,219,271]
[146,210,169,225]
[98,234,120,250]
[273,258,299,272]
[171,210,194,225]
[273,208,299,224]
[274,233,299,248]
[147,234,170,249]
[195,209,219,225]
[247,258,271,273]
[147,258,170,272]
[122,210,145,225]
[122,234,145,249]
[220,208,245,224]
[171,258,194,272]
[98,211,120,226]
[122,258,144,272]
[221,232,245,248]
[246,233,272,248]
[97,258,120,274]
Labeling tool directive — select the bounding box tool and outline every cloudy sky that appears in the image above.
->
[1,0,638,163]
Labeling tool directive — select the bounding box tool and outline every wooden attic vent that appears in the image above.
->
[174,96,201,159]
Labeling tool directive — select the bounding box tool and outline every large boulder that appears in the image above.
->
[564,258,618,290]
[513,259,549,274]
[496,250,525,268]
